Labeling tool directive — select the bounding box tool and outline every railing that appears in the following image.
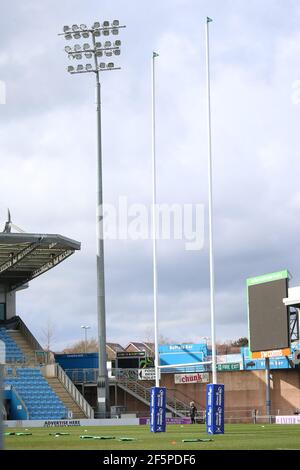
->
[16,316,47,364]
[16,316,43,351]
[64,367,138,384]
[5,357,26,365]
[118,375,151,403]
[63,367,192,417]
[116,371,191,417]
[64,368,99,384]
[55,363,94,419]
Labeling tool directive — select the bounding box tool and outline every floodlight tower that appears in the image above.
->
[59,21,125,417]
[81,325,91,353]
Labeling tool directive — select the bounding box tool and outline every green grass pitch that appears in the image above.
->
[4,424,300,450]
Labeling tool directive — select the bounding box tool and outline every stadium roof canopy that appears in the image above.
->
[283,287,300,308]
[0,233,80,291]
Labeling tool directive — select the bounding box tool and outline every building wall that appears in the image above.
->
[110,369,300,418]
[0,285,16,320]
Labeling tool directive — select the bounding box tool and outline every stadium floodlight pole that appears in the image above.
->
[60,21,125,418]
[152,51,160,388]
[206,17,217,385]
[81,325,91,353]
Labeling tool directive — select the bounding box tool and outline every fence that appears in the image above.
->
[55,364,94,419]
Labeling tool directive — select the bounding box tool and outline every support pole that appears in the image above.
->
[151,52,160,388]
[95,72,109,418]
[205,17,217,384]
[265,357,271,423]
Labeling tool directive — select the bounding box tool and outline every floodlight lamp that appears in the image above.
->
[94,30,101,37]
[82,32,89,38]
[99,62,106,69]
[77,64,84,71]
[112,29,119,36]
[103,21,110,27]
[95,50,103,57]
[114,49,120,56]
[74,44,81,52]
[114,40,121,47]
[112,20,119,26]
[103,29,109,36]
[105,50,112,57]
[93,21,100,29]
[95,42,102,49]
[104,41,111,48]
[67,66,74,73]
[74,33,81,39]
[72,24,79,31]
[86,64,93,71]
[65,46,72,53]
[80,24,87,30]
[83,43,90,50]
[65,33,72,40]
[63,25,70,33]
[85,52,92,59]
[75,53,82,60]
[107,62,114,68]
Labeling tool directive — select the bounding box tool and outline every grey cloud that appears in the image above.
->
[1,0,300,351]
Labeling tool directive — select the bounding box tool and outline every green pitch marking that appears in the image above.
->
[80,435,115,440]
[182,438,213,442]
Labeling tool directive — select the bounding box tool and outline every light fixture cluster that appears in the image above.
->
[62,20,123,40]
[61,20,124,75]
[67,63,120,74]
[64,40,121,59]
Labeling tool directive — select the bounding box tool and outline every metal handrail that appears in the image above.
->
[64,368,99,384]
[16,316,43,353]
[117,374,191,416]
[55,363,94,418]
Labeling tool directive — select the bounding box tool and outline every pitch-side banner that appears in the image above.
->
[206,384,225,435]
[150,387,166,433]
[276,416,300,425]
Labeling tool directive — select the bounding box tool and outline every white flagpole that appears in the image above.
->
[206,17,217,384]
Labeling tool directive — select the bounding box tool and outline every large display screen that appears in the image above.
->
[248,278,289,352]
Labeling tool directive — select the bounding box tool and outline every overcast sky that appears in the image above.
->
[1,0,300,351]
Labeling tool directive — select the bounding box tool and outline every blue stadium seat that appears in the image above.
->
[4,367,69,420]
[0,329,25,362]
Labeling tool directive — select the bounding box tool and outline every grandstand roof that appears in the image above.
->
[0,233,80,291]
